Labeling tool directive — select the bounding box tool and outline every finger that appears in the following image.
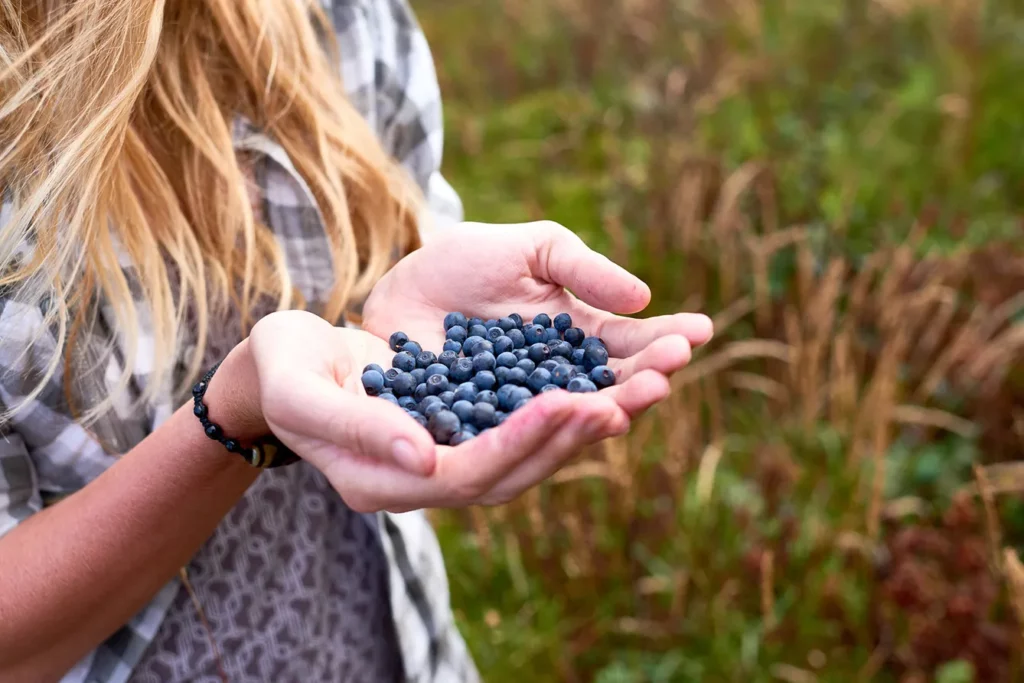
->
[565,305,714,357]
[600,369,671,418]
[527,221,651,314]
[608,335,692,382]
[269,374,437,476]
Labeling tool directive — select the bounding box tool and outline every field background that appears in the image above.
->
[415,1,1024,681]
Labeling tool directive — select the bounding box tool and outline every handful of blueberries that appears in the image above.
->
[360,312,615,445]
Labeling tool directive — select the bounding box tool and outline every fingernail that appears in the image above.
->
[393,439,430,475]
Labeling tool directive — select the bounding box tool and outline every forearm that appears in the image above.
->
[0,341,265,680]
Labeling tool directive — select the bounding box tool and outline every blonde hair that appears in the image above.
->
[0,0,420,421]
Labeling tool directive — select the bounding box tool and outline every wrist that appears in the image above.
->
[200,338,269,442]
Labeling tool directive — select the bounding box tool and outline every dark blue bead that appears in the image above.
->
[426,374,449,395]
[472,352,496,373]
[363,363,385,376]
[383,368,401,386]
[493,336,514,355]
[416,351,437,369]
[428,410,461,443]
[392,352,416,372]
[544,327,561,343]
[388,331,409,352]
[446,325,468,343]
[413,383,429,402]
[497,317,517,332]
[193,402,208,418]
[191,381,207,397]
[527,368,552,394]
[524,324,546,345]
[528,343,551,364]
[532,313,552,328]
[563,328,585,347]
[449,358,474,383]
[515,358,536,374]
[468,324,488,339]
[551,364,575,388]
[538,360,559,372]
[443,339,463,355]
[410,368,426,385]
[402,341,423,357]
[513,348,529,361]
[204,423,222,440]
[452,400,475,423]
[444,312,468,331]
[553,313,572,332]
[549,341,574,359]
[590,365,616,389]
[439,391,456,407]
[507,367,528,386]
[571,348,586,365]
[438,350,459,368]
[398,396,418,410]
[472,371,497,391]
[486,327,504,342]
[225,439,240,452]
[424,363,449,379]
[583,345,609,370]
[475,390,499,408]
[473,402,497,429]
[453,382,478,403]
[390,372,415,396]
[567,377,598,393]
[496,352,518,368]
[449,431,475,446]
[506,329,526,349]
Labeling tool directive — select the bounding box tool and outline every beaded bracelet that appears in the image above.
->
[192,362,300,469]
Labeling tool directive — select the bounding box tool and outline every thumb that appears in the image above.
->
[528,221,651,314]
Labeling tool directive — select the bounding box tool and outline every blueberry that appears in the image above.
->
[549,341,573,359]
[496,411,509,425]
[420,395,442,410]
[425,364,450,381]
[446,325,468,344]
[567,377,598,393]
[527,368,553,394]
[472,352,496,373]
[551,364,575,388]
[475,390,499,408]
[407,409,424,420]
[443,339,463,355]
[468,317,484,328]
[527,343,551,364]
[496,352,518,369]
[485,319,498,329]
[438,350,459,368]
[575,365,587,375]
[524,324,546,345]
[416,351,437,369]
[463,336,485,358]
[379,393,399,406]
[515,358,536,374]
[426,374,449,395]
[590,365,616,389]
[428,410,461,444]
[563,327,585,347]
[513,348,529,361]
[473,402,497,429]
[544,327,561,343]
[506,367,528,385]
[402,341,423,357]
[423,400,446,418]
[384,368,401,386]
[581,336,605,350]
[452,400,475,423]
[444,312,468,331]
[512,386,533,405]
[388,331,409,352]
[361,370,385,396]
[508,313,524,328]
[413,383,428,402]
[468,324,488,339]
[486,327,504,342]
[506,329,526,349]
[411,368,426,385]
[472,371,497,391]
[391,372,416,396]
[494,366,511,386]
[439,390,456,407]
[497,384,518,411]
[538,359,559,372]
[380,387,394,395]
[462,423,480,436]
[497,317,517,332]
[553,313,572,332]
[532,313,552,328]
[413,414,428,428]
[512,398,531,411]
[453,382,478,403]
[541,384,560,393]
[392,351,416,372]
[450,358,474,383]
[363,363,385,376]
[571,348,586,365]
[583,345,609,370]
[493,336,514,355]
[398,396,418,410]
[449,431,475,446]
[475,339,494,356]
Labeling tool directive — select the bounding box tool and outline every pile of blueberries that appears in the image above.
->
[360,312,615,445]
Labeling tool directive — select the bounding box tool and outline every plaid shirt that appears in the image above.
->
[0,1,477,681]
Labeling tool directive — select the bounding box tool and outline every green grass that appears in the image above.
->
[417,1,1024,680]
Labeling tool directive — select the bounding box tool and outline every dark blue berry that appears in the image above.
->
[426,374,449,395]
[443,339,463,355]
[444,312,468,331]
[463,423,480,436]
[439,390,456,407]
[416,351,437,369]
[549,341,573,359]
[563,327,585,346]
[452,400,475,423]
[496,411,509,425]
[449,431,475,446]
[446,325,468,343]
[363,363,385,376]
[380,388,394,395]
[527,368,552,394]
[413,414,429,428]
[422,399,446,418]
[551,364,575,388]
[507,367,528,385]
[497,317,517,332]
[513,348,529,361]
[468,317,484,328]
[552,355,572,365]
[428,410,461,443]
[462,336,484,358]
[494,366,511,386]
[391,372,415,397]
[581,336,605,350]
[496,352,518,369]
[475,390,499,408]
[497,385,518,411]
[533,313,552,328]
[473,402,497,429]
[383,368,401,386]
[407,410,424,420]
[413,383,429,402]
[541,384,560,393]
[392,352,416,372]
[515,358,536,374]
[493,336,514,355]
[527,343,550,364]
[453,382,478,403]
[424,363,449,379]
[485,319,498,329]
[575,365,588,375]
[571,348,586,365]
[567,377,598,393]
[553,313,572,332]
[379,393,400,406]
[590,365,616,389]
[544,327,561,343]
[506,329,526,349]
[486,327,504,342]
[402,341,423,357]
[474,339,494,356]
[450,358,474,383]
[438,350,458,368]
[472,371,497,391]
[512,398,530,411]
[398,396,418,410]
[583,344,609,370]
[472,352,496,373]
[508,313,524,328]
[411,368,426,385]
[389,331,409,352]
[468,324,488,339]
[361,370,385,396]
[524,324,546,345]
[512,386,533,406]
[538,359,559,372]
[420,395,442,411]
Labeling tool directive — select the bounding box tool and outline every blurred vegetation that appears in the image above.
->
[416,1,1024,681]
